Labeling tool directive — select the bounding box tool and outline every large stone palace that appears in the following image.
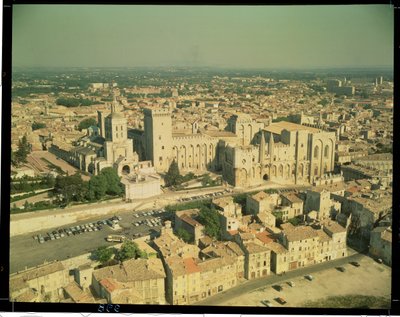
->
[140,107,336,188]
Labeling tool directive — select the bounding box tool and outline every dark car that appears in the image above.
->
[273,284,283,292]
[350,261,360,267]
[336,266,346,272]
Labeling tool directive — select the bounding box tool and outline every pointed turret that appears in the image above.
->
[259,129,265,164]
[268,132,274,162]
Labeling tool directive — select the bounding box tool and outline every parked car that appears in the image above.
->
[39,237,45,244]
[273,285,283,292]
[261,299,272,307]
[305,275,313,281]
[275,297,287,305]
[336,266,346,272]
[288,281,295,287]
[376,258,383,264]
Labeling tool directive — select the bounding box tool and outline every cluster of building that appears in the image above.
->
[10,72,393,305]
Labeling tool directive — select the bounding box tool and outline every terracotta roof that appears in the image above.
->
[281,192,303,204]
[316,230,331,242]
[64,281,95,303]
[14,289,37,302]
[322,221,347,234]
[282,225,319,242]
[225,241,244,256]
[244,242,270,254]
[212,196,234,208]
[266,241,288,254]
[100,278,118,293]
[183,257,201,274]
[256,231,274,244]
[239,232,256,241]
[11,261,65,282]
[180,214,203,227]
[197,256,236,272]
[93,258,166,284]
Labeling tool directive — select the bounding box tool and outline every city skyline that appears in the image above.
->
[12,5,394,69]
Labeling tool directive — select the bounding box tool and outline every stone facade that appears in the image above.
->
[10,261,69,302]
[92,258,166,305]
[222,121,336,187]
[369,226,392,265]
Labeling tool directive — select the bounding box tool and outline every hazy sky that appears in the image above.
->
[12,5,394,69]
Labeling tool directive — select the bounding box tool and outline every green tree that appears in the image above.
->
[165,160,182,187]
[32,122,46,131]
[319,98,330,106]
[78,118,97,131]
[100,167,123,195]
[197,206,221,240]
[93,246,114,264]
[88,174,108,200]
[54,172,87,205]
[15,135,30,164]
[201,174,212,187]
[11,149,17,167]
[115,241,146,262]
[176,228,193,243]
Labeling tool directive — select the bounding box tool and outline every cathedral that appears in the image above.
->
[49,95,160,200]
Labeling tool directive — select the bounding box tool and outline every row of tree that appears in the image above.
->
[56,97,96,107]
[53,168,123,206]
[11,173,55,194]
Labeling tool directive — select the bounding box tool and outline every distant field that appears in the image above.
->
[303,295,390,309]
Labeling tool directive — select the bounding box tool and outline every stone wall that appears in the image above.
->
[10,199,137,237]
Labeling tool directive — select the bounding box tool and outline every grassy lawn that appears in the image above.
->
[303,295,390,309]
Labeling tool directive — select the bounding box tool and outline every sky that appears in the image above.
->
[12,5,394,69]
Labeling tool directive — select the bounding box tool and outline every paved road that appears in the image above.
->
[196,252,365,306]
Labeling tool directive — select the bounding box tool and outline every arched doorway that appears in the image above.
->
[122,165,130,175]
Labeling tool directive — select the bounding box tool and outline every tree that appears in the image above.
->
[15,135,30,164]
[176,228,193,243]
[88,175,108,200]
[78,118,97,131]
[115,241,146,262]
[100,167,123,196]
[197,206,222,240]
[165,160,182,187]
[54,172,87,205]
[93,246,114,264]
[319,98,330,106]
[11,149,17,167]
[32,122,46,131]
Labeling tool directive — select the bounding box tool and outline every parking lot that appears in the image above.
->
[177,190,228,202]
[217,254,391,308]
[10,208,169,273]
